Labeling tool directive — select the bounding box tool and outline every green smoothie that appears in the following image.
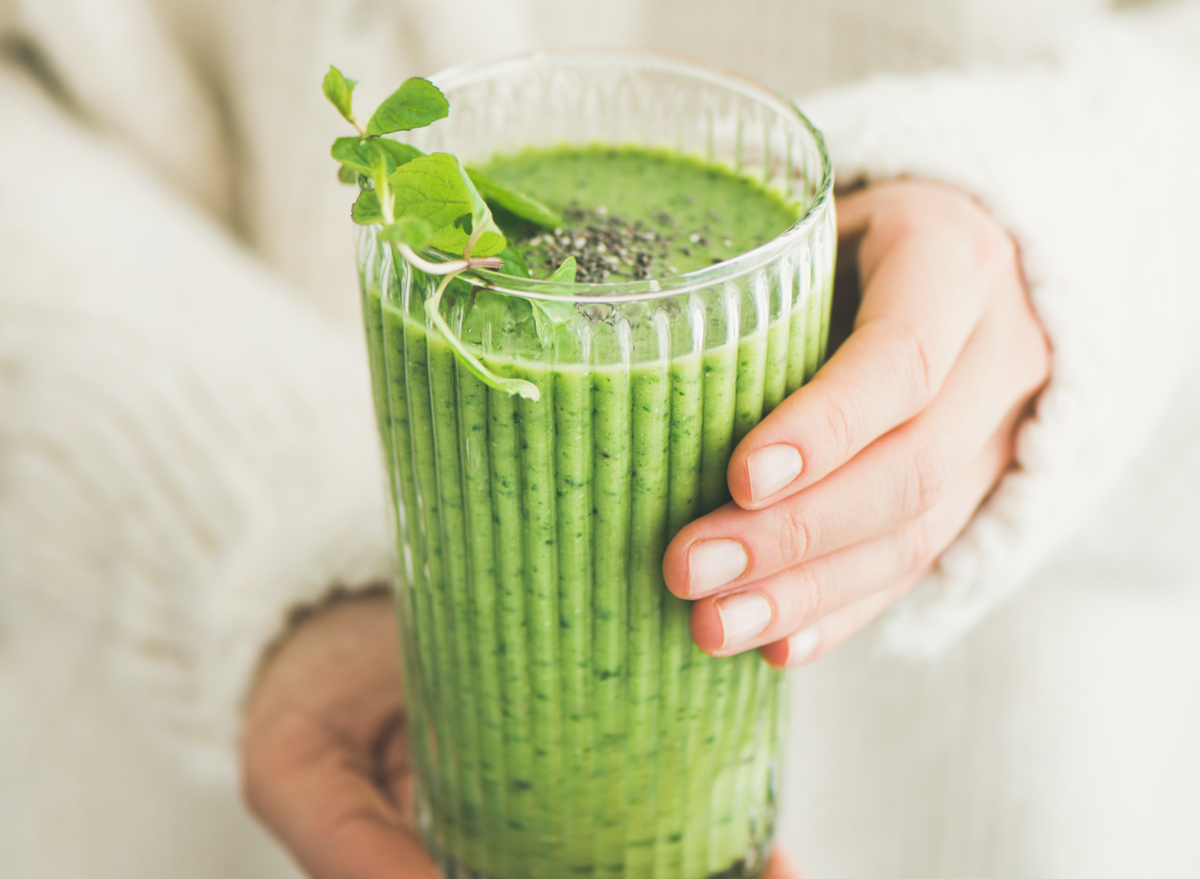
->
[485,145,800,280]
[360,146,834,879]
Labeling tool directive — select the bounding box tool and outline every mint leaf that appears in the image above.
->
[466,168,562,229]
[380,216,434,251]
[389,153,506,258]
[377,139,423,169]
[365,78,449,136]
[332,136,422,176]
[337,164,357,184]
[530,258,576,344]
[496,243,531,278]
[468,291,512,326]
[547,255,577,284]
[351,190,381,224]
[530,299,573,346]
[331,137,370,174]
[459,160,505,258]
[323,66,359,129]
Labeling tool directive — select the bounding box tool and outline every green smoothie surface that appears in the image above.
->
[479,146,800,282]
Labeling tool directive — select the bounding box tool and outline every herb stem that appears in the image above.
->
[393,244,507,275]
[423,270,541,402]
[395,244,469,275]
[464,224,484,260]
[371,146,395,225]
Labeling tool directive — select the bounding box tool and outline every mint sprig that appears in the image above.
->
[323,66,360,132]
[366,78,450,135]
[325,70,562,401]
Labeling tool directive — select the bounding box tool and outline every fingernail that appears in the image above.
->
[687,539,748,597]
[715,592,773,651]
[784,627,821,667]
[747,444,803,502]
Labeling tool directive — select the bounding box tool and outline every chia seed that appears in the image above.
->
[513,204,689,283]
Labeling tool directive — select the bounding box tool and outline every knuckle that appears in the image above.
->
[783,564,827,626]
[879,322,941,415]
[900,327,940,410]
[818,391,858,465]
[897,516,939,577]
[903,441,950,515]
[775,504,813,565]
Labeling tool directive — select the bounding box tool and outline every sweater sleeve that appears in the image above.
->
[0,65,391,783]
[800,1,1200,656]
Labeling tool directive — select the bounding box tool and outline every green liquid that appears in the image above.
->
[484,146,800,279]
[360,147,833,879]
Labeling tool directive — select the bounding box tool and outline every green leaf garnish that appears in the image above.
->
[389,153,506,258]
[365,78,449,136]
[332,136,422,176]
[328,70,549,400]
[496,243,532,278]
[459,160,506,258]
[466,168,562,229]
[466,290,513,326]
[530,299,573,346]
[351,189,381,224]
[529,257,577,344]
[547,255,578,284]
[380,216,434,251]
[323,66,360,131]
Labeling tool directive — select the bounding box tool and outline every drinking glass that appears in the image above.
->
[356,51,835,879]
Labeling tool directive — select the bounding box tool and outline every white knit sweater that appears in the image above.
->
[1,0,1199,876]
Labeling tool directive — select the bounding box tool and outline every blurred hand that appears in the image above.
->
[663,180,1050,667]
[763,848,805,878]
[242,591,439,879]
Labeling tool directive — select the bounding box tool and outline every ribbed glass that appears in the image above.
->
[356,52,835,879]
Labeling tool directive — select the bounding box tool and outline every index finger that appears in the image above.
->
[726,183,1018,509]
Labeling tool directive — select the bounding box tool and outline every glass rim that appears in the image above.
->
[405,49,834,305]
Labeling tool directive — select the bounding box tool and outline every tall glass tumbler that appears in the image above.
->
[356,52,835,879]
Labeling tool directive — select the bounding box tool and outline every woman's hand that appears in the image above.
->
[242,591,440,879]
[663,180,1050,667]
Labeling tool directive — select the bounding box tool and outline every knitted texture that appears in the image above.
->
[0,67,391,783]
[804,6,1200,654]
[2,0,1199,791]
